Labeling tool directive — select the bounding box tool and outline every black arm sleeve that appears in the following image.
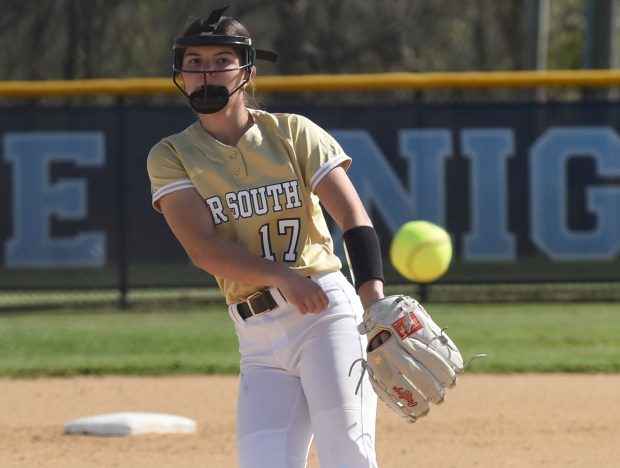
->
[342,225,385,292]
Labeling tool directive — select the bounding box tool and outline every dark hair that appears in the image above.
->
[178,16,259,108]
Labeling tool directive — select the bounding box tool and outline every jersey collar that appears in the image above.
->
[188,110,262,151]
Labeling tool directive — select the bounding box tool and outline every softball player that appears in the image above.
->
[147,7,385,467]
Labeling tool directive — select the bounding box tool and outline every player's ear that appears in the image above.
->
[247,66,256,82]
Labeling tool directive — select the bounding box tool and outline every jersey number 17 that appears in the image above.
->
[259,218,300,263]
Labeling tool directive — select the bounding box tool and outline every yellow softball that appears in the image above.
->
[390,221,452,283]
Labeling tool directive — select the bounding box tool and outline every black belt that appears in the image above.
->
[237,289,279,320]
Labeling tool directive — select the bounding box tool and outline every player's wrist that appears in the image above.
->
[357,279,384,310]
[268,263,294,289]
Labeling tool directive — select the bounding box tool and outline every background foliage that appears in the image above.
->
[1,1,593,87]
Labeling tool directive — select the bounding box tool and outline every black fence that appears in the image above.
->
[1,101,619,308]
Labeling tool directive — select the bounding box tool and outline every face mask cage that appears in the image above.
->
[173,57,253,75]
[173,35,256,71]
[172,47,254,106]
[172,35,262,96]
[171,64,252,109]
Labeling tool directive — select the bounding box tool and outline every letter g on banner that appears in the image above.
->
[3,132,106,267]
[530,126,620,260]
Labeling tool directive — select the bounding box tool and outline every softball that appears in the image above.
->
[390,221,452,283]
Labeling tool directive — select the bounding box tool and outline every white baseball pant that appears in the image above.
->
[228,270,378,468]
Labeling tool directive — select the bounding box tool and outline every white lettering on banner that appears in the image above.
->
[461,129,516,261]
[3,132,106,267]
[332,126,620,262]
[530,126,620,260]
[3,126,619,267]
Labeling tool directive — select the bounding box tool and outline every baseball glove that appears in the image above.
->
[350,295,484,423]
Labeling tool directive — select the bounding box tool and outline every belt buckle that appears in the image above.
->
[245,291,263,316]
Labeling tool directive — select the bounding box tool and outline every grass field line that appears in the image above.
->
[1,302,619,376]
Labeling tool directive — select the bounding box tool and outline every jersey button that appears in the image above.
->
[230,151,237,158]
[233,167,241,175]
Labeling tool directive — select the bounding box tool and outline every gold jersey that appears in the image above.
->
[147,109,351,304]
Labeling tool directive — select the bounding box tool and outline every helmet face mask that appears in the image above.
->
[173,63,251,115]
[172,6,277,114]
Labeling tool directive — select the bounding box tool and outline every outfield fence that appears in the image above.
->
[1,71,619,309]
[2,70,620,97]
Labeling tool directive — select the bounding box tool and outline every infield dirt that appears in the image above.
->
[0,374,618,467]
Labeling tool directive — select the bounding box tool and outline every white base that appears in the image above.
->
[64,412,197,436]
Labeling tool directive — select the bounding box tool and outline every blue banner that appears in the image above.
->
[1,102,619,288]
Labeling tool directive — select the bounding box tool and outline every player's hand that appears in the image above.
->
[275,271,329,314]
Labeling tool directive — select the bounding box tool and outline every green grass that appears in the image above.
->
[435,302,620,373]
[1,302,619,376]
[0,307,239,376]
